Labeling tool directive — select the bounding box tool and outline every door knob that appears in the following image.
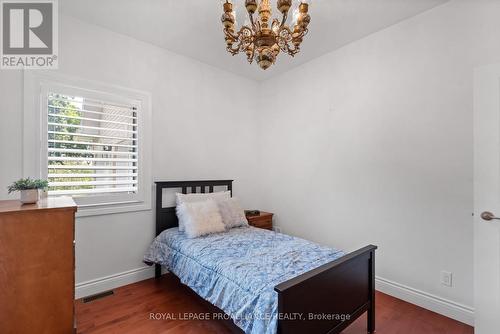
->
[481,211,500,221]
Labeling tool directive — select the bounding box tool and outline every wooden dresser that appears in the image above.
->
[246,211,274,230]
[0,197,77,334]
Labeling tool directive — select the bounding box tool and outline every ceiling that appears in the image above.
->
[60,0,448,81]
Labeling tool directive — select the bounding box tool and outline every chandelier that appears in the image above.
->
[221,0,311,70]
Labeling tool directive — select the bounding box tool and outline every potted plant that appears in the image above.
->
[7,178,49,204]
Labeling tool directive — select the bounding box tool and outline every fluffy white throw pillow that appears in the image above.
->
[176,191,231,231]
[217,198,248,230]
[177,199,225,238]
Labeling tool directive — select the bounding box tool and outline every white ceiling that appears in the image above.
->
[60,0,448,81]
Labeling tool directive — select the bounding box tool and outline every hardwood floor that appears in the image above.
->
[76,274,473,334]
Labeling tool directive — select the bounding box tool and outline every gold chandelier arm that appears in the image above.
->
[277,25,306,57]
[227,43,241,55]
[245,44,255,64]
[223,27,241,55]
[271,18,280,33]
[271,10,288,35]
[279,11,288,28]
[225,26,255,56]
[283,41,300,56]
[223,28,238,42]
[248,12,257,31]
[290,28,308,55]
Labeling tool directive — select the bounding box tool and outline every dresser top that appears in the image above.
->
[0,196,77,214]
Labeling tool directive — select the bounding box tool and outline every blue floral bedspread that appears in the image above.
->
[144,226,344,334]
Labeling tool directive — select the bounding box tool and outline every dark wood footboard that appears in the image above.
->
[274,245,377,334]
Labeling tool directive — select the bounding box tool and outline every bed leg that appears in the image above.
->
[368,305,375,333]
[368,250,376,333]
[155,264,161,278]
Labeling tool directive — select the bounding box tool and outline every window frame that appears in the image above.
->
[24,71,152,217]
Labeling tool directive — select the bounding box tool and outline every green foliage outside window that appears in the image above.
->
[48,95,93,191]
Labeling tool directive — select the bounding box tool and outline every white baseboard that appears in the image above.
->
[376,276,474,326]
[75,266,154,299]
[75,268,474,326]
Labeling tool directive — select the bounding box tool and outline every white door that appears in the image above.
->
[474,64,500,334]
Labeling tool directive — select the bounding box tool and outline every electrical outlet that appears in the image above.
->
[441,271,453,287]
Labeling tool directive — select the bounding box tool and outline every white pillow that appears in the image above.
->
[217,198,248,230]
[176,191,231,231]
[177,199,225,238]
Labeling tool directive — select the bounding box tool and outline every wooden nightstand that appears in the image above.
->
[246,211,273,230]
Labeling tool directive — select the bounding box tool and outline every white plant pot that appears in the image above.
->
[20,189,39,204]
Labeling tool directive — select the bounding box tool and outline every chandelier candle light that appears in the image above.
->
[221,0,311,70]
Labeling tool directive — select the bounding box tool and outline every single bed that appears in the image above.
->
[145,180,377,334]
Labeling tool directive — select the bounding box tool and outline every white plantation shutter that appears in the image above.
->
[47,93,139,197]
[24,73,151,216]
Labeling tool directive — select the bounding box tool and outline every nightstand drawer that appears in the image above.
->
[246,211,273,230]
[250,220,272,230]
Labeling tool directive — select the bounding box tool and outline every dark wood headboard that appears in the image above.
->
[154,180,233,237]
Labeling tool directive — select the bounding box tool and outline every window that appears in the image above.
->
[46,93,138,196]
[24,72,151,216]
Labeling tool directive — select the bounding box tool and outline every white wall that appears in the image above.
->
[0,15,261,296]
[257,0,500,324]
